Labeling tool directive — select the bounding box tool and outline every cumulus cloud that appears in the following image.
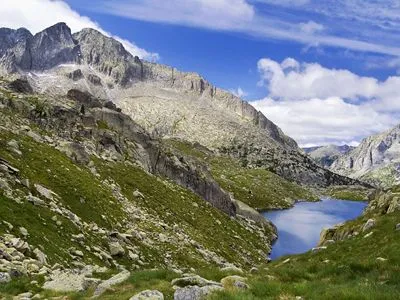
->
[0,0,158,61]
[257,57,400,103]
[253,57,400,146]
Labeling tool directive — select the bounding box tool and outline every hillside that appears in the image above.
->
[331,124,400,188]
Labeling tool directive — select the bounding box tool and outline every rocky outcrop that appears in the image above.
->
[73,28,143,85]
[0,27,32,72]
[331,124,400,187]
[29,23,80,70]
[90,107,236,216]
[0,23,79,73]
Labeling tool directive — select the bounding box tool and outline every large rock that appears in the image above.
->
[93,270,130,297]
[174,285,223,300]
[220,275,248,290]
[42,270,93,292]
[130,290,164,300]
[0,272,11,283]
[8,78,33,94]
[362,219,376,232]
[108,241,125,256]
[171,275,221,288]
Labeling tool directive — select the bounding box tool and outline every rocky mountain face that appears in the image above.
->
[0,23,360,188]
[0,76,277,296]
[304,144,354,168]
[331,125,400,187]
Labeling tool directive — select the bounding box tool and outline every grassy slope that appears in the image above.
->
[210,210,400,299]
[95,160,274,268]
[31,209,398,300]
[165,139,317,210]
[324,185,372,201]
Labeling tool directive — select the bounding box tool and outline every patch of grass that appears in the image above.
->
[0,131,126,229]
[325,185,371,201]
[96,120,109,130]
[214,210,400,299]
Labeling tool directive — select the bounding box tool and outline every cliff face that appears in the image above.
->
[331,125,400,187]
[0,23,359,187]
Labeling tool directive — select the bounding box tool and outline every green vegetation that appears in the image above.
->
[95,159,274,268]
[165,139,317,210]
[325,185,371,201]
[0,131,126,228]
[96,119,110,130]
[209,209,400,299]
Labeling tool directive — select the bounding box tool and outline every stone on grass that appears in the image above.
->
[93,270,130,297]
[171,275,221,288]
[174,285,223,300]
[0,272,11,283]
[109,241,125,256]
[362,219,376,232]
[130,290,164,300]
[43,271,88,292]
[221,275,248,290]
[19,227,28,237]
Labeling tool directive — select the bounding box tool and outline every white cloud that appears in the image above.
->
[252,97,396,146]
[0,0,158,61]
[255,0,310,6]
[253,57,400,146]
[96,0,400,58]
[299,21,324,34]
[257,57,400,103]
[230,87,248,98]
[100,0,255,31]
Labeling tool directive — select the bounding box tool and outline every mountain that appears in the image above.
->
[331,124,400,187]
[0,23,359,188]
[0,22,386,299]
[304,144,355,168]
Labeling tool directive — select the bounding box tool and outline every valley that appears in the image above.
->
[0,22,398,300]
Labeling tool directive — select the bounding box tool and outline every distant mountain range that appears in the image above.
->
[303,145,355,168]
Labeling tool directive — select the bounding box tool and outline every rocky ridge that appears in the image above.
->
[331,124,400,187]
[0,23,361,187]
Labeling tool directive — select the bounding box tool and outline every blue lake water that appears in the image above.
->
[262,198,367,260]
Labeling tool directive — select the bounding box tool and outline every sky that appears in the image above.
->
[1,0,400,147]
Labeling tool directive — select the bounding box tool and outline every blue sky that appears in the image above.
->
[1,0,400,146]
[64,0,397,99]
